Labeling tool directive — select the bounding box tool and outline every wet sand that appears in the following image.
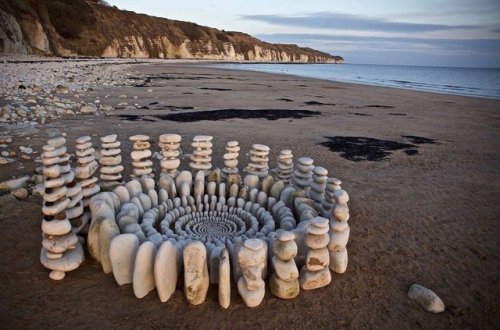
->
[0,63,499,329]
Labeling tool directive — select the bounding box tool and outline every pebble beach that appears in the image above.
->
[0,57,499,328]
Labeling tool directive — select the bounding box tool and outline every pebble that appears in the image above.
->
[11,187,29,199]
[408,284,445,313]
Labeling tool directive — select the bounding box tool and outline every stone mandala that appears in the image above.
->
[39,133,351,308]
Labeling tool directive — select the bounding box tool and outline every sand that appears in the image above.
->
[0,63,499,329]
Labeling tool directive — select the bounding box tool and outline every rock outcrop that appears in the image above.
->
[0,0,343,63]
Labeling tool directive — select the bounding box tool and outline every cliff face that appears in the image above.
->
[0,0,343,63]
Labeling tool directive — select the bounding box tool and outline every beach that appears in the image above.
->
[0,62,499,329]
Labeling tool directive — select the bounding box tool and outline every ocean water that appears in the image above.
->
[210,63,500,99]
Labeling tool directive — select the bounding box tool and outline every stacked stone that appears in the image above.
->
[328,189,350,274]
[189,135,213,175]
[99,134,124,190]
[65,177,85,234]
[159,134,182,176]
[300,217,331,290]
[310,166,328,208]
[292,157,314,192]
[246,144,270,178]
[276,150,293,184]
[74,136,100,208]
[270,231,300,299]
[221,141,239,178]
[40,137,84,280]
[321,177,342,219]
[237,238,267,307]
[130,135,153,178]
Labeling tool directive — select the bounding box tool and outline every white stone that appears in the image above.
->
[408,284,445,313]
[218,248,231,309]
[109,234,139,285]
[133,241,157,299]
[154,240,179,303]
[183,241,209,305]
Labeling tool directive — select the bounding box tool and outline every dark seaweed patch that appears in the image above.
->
[199,87,232,91]
[116,109,320,122]
[360,105,395,109]
[320,136,417,161]
[304,101,336,106]
[402,135,439,145]
[388,113,407,116]
[404,149,419,156]
[349,112,372,116]
[277,98,294,102]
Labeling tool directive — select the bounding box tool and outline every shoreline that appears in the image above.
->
[0,61,499,328]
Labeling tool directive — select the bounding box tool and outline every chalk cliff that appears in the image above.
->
[0,0,343,63]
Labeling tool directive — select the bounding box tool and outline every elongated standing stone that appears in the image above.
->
[159,134,182,177]
[183,241,209,305]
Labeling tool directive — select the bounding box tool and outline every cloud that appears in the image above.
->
[242,12,479,33]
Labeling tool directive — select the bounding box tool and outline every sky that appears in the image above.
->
[106,0,500,68]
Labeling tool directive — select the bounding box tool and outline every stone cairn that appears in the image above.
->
[74,136,100,209]
[130,135,153,178]
[300,217,331,290]
[310,166,328,209]
[40,137,84,280]
[246,144,270,178]
[276,149,293,184]
[292,157,314,192]
[221,141,239,178]
[270,231,300,299]
[237,238,267,307]
[329,188,350,274]
[39,132,353,306]
[189,135,213,175]
[159,134,182,177]
[99,134,124,190]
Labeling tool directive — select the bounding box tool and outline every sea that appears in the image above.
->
[210,63,500,99]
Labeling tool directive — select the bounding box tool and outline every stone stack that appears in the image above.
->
[246,144,270,178]
[292,157,314,192]
[65,177,86,234]
[40,137,84,280]
[74,136,99,208]
[328,189,350,274]
[276,150,293,184]
[310,166,328,208]
[99,134,124,190]
[189,135,213,175]
[221,141,239,178]
[321,177,341,219]
[300,217,331,290]
[130,135,153,178]
[237,238,267,307]
[270,231,300,299]
[159,134,182,176]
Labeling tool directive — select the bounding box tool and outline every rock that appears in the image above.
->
[99,218,120,273]
[11,187,29,200]
[183,241,209,305]
[109,234,140,285]
[0,176,30,192]
[299,266,331,290]
[133,241,157,299]
[40,243,85,273]
[270,273,300,299]
[408,284,445,313]
[154,240,179,303]
[237,277,265,308]
[19,146,33,154]
[80,104,97,114]
[329,247,348,274]
[272,256,299,281]
[218,248,231,309]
